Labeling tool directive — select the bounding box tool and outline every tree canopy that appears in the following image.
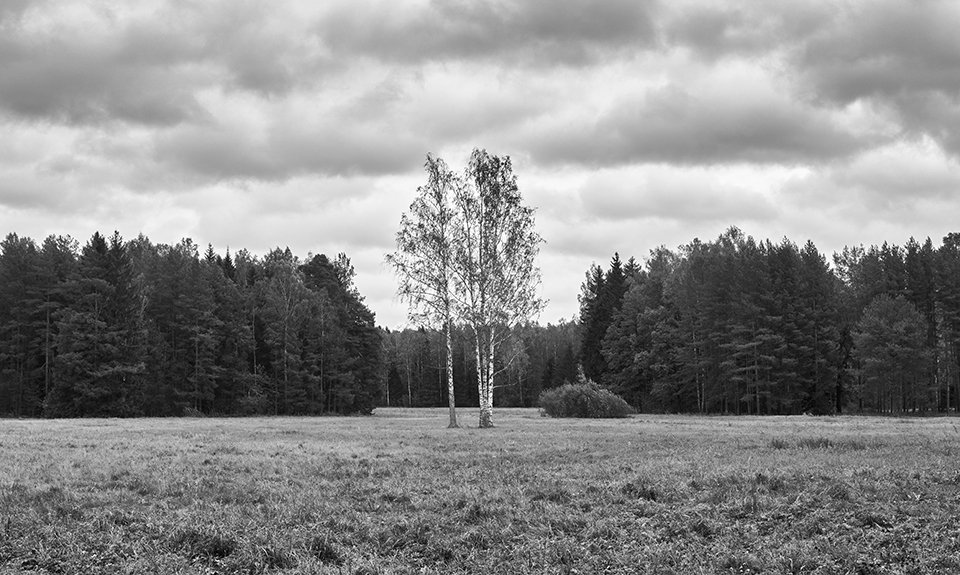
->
[581,228,960,415]
[0,232,381,417]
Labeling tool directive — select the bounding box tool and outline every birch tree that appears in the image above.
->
[387,155,462,428]
[454,149,545,428]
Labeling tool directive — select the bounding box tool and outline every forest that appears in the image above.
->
[385,227,960,416]
[579,228,960,415]
[0,232,380,417]
[2,227,960,417]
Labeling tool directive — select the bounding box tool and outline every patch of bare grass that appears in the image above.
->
[770,435,877,451]
[1,410,959,573]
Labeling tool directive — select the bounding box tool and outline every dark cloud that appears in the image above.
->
[665,3,828,60]
[153,120,425,181]
[192,2,333,96]
[318,0,659,67]
[795,0,960,154]
[0,3,207,126]
[0,0,40,21]
[0,2,332,126]
[664,1,960,157]
[528,82,867,167]
[798,1,960,103]
[0,39,207,126]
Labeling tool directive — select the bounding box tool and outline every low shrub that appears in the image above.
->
[538,381,634,418]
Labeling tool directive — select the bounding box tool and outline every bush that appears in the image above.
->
[538,381,634,418]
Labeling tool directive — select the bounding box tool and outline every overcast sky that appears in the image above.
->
[2,0,960,328]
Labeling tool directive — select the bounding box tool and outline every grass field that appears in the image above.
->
[2,409,959,574]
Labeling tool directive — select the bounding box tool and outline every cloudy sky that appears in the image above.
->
[2,0,960,328]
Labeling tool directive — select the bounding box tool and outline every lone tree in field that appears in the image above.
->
[453,149,545,428]
[387,155,462,428]
[389,149,545,428]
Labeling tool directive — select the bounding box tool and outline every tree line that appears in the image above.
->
[5,223,958,419]
[0,232,380,417]
[381,322,577,410]
[580,228,960,415]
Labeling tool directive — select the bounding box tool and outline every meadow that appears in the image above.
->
[1,409,959,574]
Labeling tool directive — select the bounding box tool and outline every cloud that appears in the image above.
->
[797,0,960,104]
[526,65,870,167]
[579,166,779,224]
[0,42,207,126]
[665,1,829,60]
[792,1,960,156]
[403,67,551,143]
[317,0,659,67]
[153,113,426,181]
[0,1,334,126]
[831,139,960,200]
[659,1,960,157]
[781,139,960,218]
[0,0,45,22]
[0,3,205,126]
[4,0,960,330]
[0,172,52,211]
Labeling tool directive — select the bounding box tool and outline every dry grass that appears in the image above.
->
[2,409,959,574]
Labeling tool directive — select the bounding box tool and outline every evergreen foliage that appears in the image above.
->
[588,227,960,415]
[851,295,930,412]
[6,226,960,417]
[0,232,382,417]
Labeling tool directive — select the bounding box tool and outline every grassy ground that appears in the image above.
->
[1,409,959,574]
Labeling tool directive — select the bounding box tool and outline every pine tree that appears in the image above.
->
[301,253,382,414]
[48,232,144,416]
[578,263,605,381]
[853,295,931,412]
[260,248,308,414]
[202,252,253,414]
[0,234,45,416]
[936,233,960,412]
[796,240,841,414]
[37,235,79,411]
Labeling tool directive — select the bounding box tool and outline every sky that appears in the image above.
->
[2,0,960,329]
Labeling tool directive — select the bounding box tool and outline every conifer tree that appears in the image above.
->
[0,234,44,416]
[37,235,79,409]
[853,295,930,412]
[578,263,606,381]
[48,232,144,416]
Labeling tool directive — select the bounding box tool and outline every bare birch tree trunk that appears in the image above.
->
[485,326,496,424]
[446,318,458,428]
[476,326,493,427]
